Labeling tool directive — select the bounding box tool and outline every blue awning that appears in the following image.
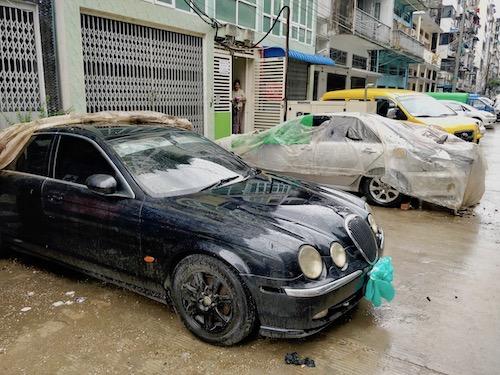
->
[263,47,335,66]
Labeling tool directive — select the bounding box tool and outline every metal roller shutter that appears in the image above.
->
[80,14,204,134]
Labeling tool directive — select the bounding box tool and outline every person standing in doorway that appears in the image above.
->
[232,79,246,134]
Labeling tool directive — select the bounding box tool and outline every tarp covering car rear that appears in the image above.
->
[0,111,192,170]
[217,113,486,210]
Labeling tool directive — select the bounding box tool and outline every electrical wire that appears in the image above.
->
[250,6,290,48]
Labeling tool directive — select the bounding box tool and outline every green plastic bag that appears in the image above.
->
[364,256,395,307]
[231,115,314,150]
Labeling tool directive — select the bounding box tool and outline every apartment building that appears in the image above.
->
[437,0,480,91]
[316,0,440,93]
[408,0,443,92]
[474,1,496,94]
[314,0,391,98]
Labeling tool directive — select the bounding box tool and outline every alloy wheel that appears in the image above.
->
[368,177,400,204]
[180,271,233,333]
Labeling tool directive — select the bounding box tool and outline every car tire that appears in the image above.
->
[361,177,403,208]
[171,254,256,346]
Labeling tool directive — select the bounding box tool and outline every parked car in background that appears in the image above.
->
[0,114,385,345]
[428,92,498,119]
[441,100,495,129]
[322,89,481,143]
[219,113,486,210]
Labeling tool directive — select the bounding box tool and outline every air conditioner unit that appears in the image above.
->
[241,29,255,46]
[224,24,238,39]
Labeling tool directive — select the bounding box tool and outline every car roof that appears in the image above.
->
[322,88,419,101]
[34,123,186,142]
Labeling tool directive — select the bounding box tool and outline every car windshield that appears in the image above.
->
[108,130,252,197]
[398,95,456,117]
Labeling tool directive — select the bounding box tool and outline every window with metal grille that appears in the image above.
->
[80,14,204,134]
[330,49,347,65]
[0,3,45,113]
[352,54,367,70]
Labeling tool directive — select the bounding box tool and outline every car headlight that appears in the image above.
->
[298,245,323,279]
[367,214,378,234]
[330,242,347,268]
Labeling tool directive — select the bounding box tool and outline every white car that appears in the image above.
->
[441,100,496,129]
[218,113,486,209]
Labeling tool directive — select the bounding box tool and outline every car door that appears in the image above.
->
[0,134,55,251]
[313,117,383,188]
[41,134,143,277]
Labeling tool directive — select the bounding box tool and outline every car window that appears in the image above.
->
[108,130,252,197]
[447,103,462,111]
[398,95,455,117]
[55,135,116,185]
[323,117,381,143]
[376,98,392,117]
[471,100,486,110]
[10,134,54,176]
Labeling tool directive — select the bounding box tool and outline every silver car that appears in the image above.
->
[442,100,496,129]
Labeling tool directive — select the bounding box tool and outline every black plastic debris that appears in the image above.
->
[426,296,431,302]
[284,352,316,368]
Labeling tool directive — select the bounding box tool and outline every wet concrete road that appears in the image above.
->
[1,130,499,375]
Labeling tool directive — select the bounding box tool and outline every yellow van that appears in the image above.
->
[322,88,481,142]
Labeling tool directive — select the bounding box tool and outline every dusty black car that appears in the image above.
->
[0,122,384,345]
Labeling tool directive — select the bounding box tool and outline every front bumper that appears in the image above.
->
[242,266,370,339]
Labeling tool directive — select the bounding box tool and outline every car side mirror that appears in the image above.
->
[86,174,117,195]
[346,128,362,141]
[386,108,398,119]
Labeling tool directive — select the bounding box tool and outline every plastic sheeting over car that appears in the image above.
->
[217,113,486,210]
[0,111,192,170]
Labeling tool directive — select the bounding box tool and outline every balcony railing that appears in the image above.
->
[355,9,391,46]
[392,29,425,60]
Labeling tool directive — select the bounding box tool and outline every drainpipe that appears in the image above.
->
[452,0,466,92]
[283,5,290,121]
[352,0,357,34]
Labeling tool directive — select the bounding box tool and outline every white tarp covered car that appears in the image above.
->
[217,113,486,210]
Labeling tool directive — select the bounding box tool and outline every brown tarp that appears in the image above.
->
[0,111,192,170]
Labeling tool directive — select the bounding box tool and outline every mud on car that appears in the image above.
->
[0,113,384,345]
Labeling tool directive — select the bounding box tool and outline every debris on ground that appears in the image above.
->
[65,300,74,305]
[27,291,34,297]
[75,297,86,304]
[20,307,31,312]
[400,202,411,210]
[426,296,431,302]
[284,352,316,368]
[65,291,75,297]
[52,301,65,307]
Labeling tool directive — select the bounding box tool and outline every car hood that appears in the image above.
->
[147,172,367,256]
[415,115,477,129]
[479,110,495,117]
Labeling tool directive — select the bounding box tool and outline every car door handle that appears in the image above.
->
[363,148,377,154]
[47,193,64,204]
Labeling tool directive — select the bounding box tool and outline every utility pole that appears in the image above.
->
[483,15,494,95]
[452,0,466,91]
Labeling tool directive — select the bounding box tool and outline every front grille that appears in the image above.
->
[344,215,378,265]
[454,130,474,142]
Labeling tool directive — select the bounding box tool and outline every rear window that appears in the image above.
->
[10,134,54,176]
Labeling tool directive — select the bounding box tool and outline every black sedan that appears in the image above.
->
[0,123,384,345]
